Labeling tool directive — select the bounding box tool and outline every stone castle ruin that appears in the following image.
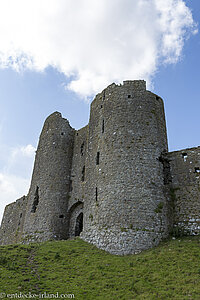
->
[0,80,199,255]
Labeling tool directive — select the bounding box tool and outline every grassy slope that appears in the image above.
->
[0,236,199,299]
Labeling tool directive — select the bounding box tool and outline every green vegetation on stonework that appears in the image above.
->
[0,237,200,299]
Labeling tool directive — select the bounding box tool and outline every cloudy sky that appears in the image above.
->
[0,0,199,221]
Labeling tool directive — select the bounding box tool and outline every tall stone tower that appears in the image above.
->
[22,112,75,242]
[81,80,171,254]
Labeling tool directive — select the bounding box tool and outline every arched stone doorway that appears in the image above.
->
[75,212,83,236]
[68,201,83,238]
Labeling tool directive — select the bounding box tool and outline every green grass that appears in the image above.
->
[0,236,200,299]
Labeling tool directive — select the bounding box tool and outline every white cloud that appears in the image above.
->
[0,173,30,222]
[0,0,197,97]
[11,144,36,159]
[4,144,36,177]
[0,144,35,222]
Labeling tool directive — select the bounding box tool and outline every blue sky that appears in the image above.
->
[0,0,199,221]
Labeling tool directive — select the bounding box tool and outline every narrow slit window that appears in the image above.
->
[81,142,84,156]
[102,119,104,133]
[96,152,100,165]
[69,180,73,192]
[182,153,187,162]
[195,167,200,173]
[31,186,39,213]
[128,95,131,98]
[81,166,85,182]
[96,187,98,202]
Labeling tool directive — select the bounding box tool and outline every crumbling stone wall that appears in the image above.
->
[0,196,27,245]
[167,147,200,235]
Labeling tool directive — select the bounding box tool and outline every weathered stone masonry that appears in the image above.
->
[167,147,200,235]
[0,80,199,255]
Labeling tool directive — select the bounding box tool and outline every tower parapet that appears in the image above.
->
[123,79,146,90]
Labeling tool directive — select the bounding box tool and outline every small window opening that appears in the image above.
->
[81,166,85,182]
[31,186,39,213]
[81,142,84,156]
[77,132,79,136]
[59,215,64,218]
[20,213,22,218]
[61,132,64,136]
[69,180,73,192]
[100,105,103,108]
[156,96,160,101]
[96,187,98,202]
[128,95,131,98]
[102,119,104,133]
[195,167,200,173]
[182,153,188,162]
[96,152,100,165]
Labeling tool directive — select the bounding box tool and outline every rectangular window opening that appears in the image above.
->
[96,152,100,165]
[69,180,73,192]
[81,166,85,182]
[96,187,98,202]
[81,142,84,156]
[102,119,104,133]
[31,186,39,213]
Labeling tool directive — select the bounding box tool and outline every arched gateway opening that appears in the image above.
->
[68,201,83,238]
[75,212,83,236]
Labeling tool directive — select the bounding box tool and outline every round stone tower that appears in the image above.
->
[23,112,75,242]
[81,80,171,255]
